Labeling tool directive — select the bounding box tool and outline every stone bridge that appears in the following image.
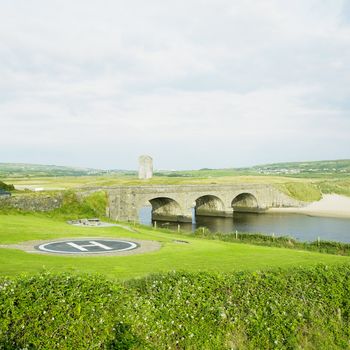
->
[93,184,302,223]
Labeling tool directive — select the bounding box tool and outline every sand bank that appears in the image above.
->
[268,194,350,218]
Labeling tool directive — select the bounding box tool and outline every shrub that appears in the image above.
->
[0,273,140,349]
[0,182,14,192]
[51,190,107,219]
[1,266,350,349]
[125,265,350,349]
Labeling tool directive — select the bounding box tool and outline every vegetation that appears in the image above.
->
[0,181,14,192]
[0,162,105,177]
[252,158,350,176]
[192,228,350,256]
[318,179,350,197]
[52,190,107,219]
[0,160,349,348]
[0,273,132,349]
[0,190,107,219]
[1,159,349,179]
[1,265,349,349]
[277,182,322,202]
[1,159,349,202]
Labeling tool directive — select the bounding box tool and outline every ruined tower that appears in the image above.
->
[138,155,153,179]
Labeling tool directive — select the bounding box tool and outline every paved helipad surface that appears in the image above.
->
[0,237,161,256]
[36,239,138,254]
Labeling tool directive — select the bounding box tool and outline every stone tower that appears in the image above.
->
[138,155,153,179]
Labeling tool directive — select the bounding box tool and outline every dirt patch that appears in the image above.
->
[0,237,161,256]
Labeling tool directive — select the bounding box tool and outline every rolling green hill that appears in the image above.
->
[1,159,349,179]
[0,163,135,178]
[157,159,350,178]
[250,159,350,177]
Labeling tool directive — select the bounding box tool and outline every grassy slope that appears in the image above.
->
[0,214,349,279]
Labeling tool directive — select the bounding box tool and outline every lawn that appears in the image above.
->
[0,214,349,280]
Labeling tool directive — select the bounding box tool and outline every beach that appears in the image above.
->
[268,194,350,218]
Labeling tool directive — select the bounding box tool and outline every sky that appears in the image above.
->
[0,0,349,170]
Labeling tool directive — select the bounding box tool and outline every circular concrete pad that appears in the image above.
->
[36,239,138,254]
[0,237,161,256]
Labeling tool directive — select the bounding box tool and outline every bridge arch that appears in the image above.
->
[195,195,225,217]
[149,197,183,221]
[231,193,259,212]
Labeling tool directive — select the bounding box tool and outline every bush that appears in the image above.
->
[0,273,141,349]
[125,265,350,349]
[0,181,14,192]
[1,266,349,349]
[51,190,107,219]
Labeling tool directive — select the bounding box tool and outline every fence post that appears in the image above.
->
[235,230,238,240]
[154,221,157,229]
[178,224,180,232]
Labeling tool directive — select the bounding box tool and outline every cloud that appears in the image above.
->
[0,0,349,168]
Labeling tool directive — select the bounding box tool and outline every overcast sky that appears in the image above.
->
[0,0,349,170]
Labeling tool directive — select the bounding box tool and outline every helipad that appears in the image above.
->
[35,239,138,254]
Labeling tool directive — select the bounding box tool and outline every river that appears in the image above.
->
[140,210,350,243]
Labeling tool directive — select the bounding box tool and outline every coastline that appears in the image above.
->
[267,194,350,219]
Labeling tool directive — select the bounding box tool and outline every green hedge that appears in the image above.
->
[0,273,141,349]
[1,265,350,349]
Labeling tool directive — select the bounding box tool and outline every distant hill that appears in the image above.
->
[250,159,350,176]
[0,163,102,177]
[0,163,135,178]
[1,159,349,178]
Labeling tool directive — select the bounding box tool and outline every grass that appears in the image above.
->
[0,213,349,280]
[3,172,349,203]
[277,182,322,201]
[2,174,311,188]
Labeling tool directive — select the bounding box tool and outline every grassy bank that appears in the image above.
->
[189,228,350,256]
[1,265,349,349]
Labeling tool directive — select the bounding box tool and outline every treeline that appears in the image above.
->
[1,265,349,349]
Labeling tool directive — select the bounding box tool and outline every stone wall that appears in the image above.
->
[0,194,63,212]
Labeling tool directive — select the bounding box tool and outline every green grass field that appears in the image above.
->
[0,214,349,280]
[3,173,350,203]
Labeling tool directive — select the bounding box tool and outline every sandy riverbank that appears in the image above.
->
[268,194,350,219]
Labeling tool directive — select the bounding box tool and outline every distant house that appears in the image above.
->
[0,189,11,198]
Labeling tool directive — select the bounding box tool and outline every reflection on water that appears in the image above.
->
[141,210,350,243]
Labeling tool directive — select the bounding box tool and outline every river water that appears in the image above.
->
[140,210,350,243]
